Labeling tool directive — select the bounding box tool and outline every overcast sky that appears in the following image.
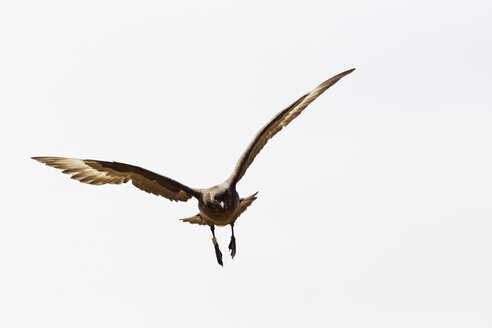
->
[1,0,491,327]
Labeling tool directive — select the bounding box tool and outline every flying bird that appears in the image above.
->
[32,68,355,266]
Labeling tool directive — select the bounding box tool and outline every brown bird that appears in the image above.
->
[32,68,355,266]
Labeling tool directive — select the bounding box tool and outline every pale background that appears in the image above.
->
[1,0,491,327]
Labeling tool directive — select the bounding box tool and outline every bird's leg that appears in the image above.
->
[210,225,223,266]
[228,223,236,259]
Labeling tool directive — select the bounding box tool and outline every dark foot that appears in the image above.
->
[212,238,223,266]
[228,236,236,259]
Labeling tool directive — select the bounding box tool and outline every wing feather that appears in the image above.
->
[228,69,355,184]
[180,214,207,225]
[237,192,258,218]
[32,157,199,202]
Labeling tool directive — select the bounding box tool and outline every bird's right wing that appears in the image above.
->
[32,157,200,202]
[228,69,355,185]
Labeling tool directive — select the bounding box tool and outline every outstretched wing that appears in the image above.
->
[228,69,355,185]
[32,157,200,202]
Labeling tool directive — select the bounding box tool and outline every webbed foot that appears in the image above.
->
[212,237,223,266]
[228,236,236,259]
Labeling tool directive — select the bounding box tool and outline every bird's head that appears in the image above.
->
[208,190,233,212]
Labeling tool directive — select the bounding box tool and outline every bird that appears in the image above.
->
[32,68,355,266]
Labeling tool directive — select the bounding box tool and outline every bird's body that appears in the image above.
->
[198,185,240,226]
[32,68,355,265]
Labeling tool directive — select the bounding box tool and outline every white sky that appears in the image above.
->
[1,0,491,327]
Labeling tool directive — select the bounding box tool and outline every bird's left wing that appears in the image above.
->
[32,157,200,202]
[228,68,355,185]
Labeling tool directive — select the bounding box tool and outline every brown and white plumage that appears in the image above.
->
[228,68,355,185]
[31,157,198,201]
[32,68,355,265]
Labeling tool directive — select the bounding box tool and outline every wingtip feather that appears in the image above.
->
[337,68,356,78]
